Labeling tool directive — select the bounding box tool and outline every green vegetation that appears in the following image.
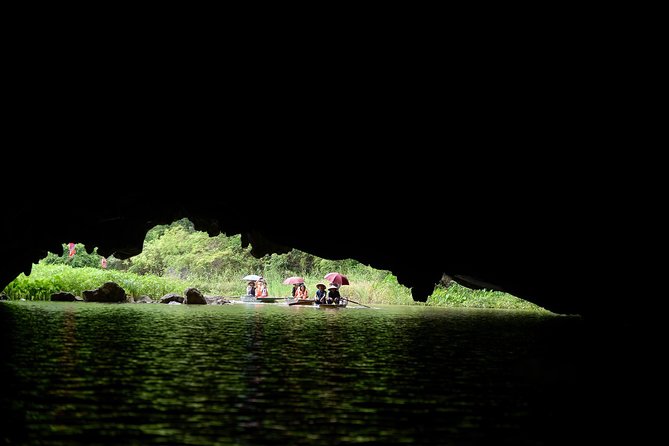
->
[1,219,547,311]
[426,283,545,310]
[3,264,189,301]
[42,243,106,269]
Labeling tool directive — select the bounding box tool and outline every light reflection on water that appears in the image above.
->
[0,302,586,445]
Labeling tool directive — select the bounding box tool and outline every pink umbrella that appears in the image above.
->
[282,276,305,285]
[324,272,349,286]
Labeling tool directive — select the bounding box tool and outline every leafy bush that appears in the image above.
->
[41,243,105,269]
[427,282,547,311]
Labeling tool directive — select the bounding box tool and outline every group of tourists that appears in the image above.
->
[292,282,341,305]
[245,276,344,304]
[246,278,269,298]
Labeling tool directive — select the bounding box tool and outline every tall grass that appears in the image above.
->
[3,264,191,300]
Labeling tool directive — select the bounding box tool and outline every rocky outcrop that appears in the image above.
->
[82,282,127,303]
[159,293,184,304]
[134,296,154,304]
[205,296,232,305]
[51,291,78,302]
[184,288,206,305]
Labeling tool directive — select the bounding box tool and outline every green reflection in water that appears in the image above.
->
[0,302,583,445]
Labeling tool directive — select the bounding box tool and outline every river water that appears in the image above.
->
[0,301,589,445]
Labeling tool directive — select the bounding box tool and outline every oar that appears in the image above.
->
[344,298,371,308]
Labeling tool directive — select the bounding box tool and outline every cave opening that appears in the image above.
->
[1,193,645,444]
[1,216,544,312]
[0,195,588,315]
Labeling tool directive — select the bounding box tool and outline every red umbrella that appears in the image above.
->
[282,276,305,285]
[324,272,349,286]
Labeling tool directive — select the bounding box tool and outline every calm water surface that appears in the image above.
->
[0,302,588,445]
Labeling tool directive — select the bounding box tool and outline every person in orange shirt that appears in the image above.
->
[294,283,309,299]
[255,279,269,297]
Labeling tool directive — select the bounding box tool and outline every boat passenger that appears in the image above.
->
[295,283,309,299]
[246,281,256,296]
[256,279,269,297]
[327,284,341,304]
[314,283,327,303]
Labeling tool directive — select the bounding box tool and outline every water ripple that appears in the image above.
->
[0,302,586,445]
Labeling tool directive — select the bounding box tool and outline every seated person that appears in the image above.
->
[314,283,327,303]
[255,280,269,297]
[327,284,341,304]
[295,283,309,299]
[246,281,256,296]
[291,283,298,298]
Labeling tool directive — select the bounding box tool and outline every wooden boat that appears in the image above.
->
[288,298,348,308]
[239,295,282,303]
[316,302,348,309]
[288,299,316,306]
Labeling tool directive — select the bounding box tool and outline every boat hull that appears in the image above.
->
[288,299,316,306]
[316,303,347,308]
[239,295,282,303]
[288,299,348,308]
